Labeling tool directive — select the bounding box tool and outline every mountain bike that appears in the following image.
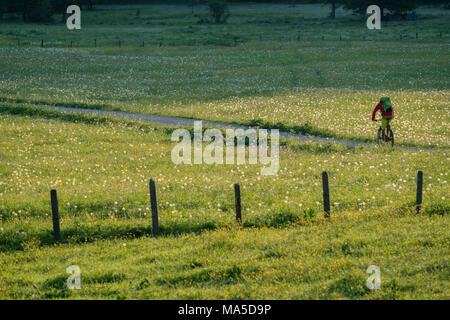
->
[375,119,394,147]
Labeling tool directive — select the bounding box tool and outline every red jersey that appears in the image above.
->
[372,102,394,121]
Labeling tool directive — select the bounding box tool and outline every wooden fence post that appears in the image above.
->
[41,39,44,48]
[416,171,423,214]
[142,40,145,47]
[70,40,73,48]
[50,190,61,241]
[322,171,330,219]
[94,39,96,47]
[416,32,418,39]
[149,179,159,234]
[234,183,242,223]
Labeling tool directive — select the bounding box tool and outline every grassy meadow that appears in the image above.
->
[0,4,449,147]
[0,106,448,299]
[0,3,449,299]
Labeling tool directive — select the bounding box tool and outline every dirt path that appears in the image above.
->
[2,102,432,151]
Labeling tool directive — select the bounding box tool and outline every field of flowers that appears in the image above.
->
[0,107,448,299]
[0,4,448,47]
[0,4,449,147]
[0,3,448,300]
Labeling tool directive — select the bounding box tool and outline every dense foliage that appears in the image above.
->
[0,0,107,22]
[0,0,449,22]
[0,2,448,300]
[342,0,420,16]
[208,0,229,23]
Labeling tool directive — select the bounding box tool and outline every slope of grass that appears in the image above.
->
[0,3,448,300]
[1,204,448,299]
[0,4,449,147]
[0,110,448,299]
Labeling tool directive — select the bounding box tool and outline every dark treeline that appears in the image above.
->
[0,1,106,22]
[0,0,448,23]
[107,0,449,4]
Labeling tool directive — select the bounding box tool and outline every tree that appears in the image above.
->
[12,0,54,22]
[419,0,450,5]
[323,0,340,19]
[52,0,71,23]
[77,0,107,11]
[190,0,199,15]
[386,0,420,14]
[208,0,229,23]
[342,0,420,19]
[0,0,6,20]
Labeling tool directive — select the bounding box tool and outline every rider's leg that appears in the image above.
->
[381,118,387,140]
[385,118,392,140]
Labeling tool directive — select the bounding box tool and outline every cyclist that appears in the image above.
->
[372,97,394,140]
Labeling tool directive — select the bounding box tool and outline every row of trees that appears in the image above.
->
[0,0,448,23]
[325,0,428,19]
[0,0,106,22]
[205,0,449,22]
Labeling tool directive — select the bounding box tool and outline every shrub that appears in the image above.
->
[208,0,229,24]
[28,0,54,22]
[10,0,54,22]
[0,0,6,20]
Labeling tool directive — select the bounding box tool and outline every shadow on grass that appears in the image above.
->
[0,220,221,252]
[0,104,162,134]
[154,264,249,288]
[0,209,311,252]
[327,274,370,299]
[243,118,336,139]
[2,203,445,252]
[393,202,449,216]
[0,104,115,124]
[41,271,127,299]
[0,97,112,112]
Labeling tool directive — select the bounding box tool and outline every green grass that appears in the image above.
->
[0,4,448,46]
[0,3,449,300]
[0,108,448,299]
[0,4,449,147]
[1,212,449,299]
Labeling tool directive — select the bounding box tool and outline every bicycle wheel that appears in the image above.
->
[386,126,394,147]
[377,127,383,146]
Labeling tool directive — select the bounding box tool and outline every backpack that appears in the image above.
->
[381,97,393,113]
